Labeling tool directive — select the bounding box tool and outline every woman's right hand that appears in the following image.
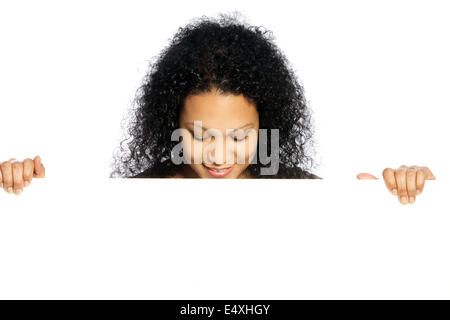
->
[0,156,45,195]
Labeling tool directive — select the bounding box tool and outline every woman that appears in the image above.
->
[112,14,317,180]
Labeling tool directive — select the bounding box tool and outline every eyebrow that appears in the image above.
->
[185,122,254,132]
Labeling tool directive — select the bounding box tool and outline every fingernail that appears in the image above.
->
[7,187,13,193]
[401,196,407,204]
[15,189,22,195]
[392,189,397,195]
[24,180,30,187]
[409,196,415,203]
[416,190,421,195]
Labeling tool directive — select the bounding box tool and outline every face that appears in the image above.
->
[178,88,259,178]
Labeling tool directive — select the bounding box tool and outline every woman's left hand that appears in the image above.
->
[357,165,436,205]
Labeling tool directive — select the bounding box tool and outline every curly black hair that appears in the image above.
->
[112,13,319,179]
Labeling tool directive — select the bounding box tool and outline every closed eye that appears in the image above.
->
[233,130,251,142]
[188,129,205,141]
[193,134,211,142]
[233,135,248,142]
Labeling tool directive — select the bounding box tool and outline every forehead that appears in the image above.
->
[181,91,258,129]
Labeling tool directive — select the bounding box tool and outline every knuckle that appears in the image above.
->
[394,170,405,179]
[12,162,22,170]
[407,170,416,178]
[1,162,11,170]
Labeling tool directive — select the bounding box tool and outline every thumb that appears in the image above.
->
[357,173,379,180]
[33,155,45,178]
[422,167,436,180]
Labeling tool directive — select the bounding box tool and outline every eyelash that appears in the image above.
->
[234,135,248,142]
[193,135,203,141]
[191,133,249,142]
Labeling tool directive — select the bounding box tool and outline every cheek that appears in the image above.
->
[248,132,258,155]
[181,134,203,163]
[237,132,258,163]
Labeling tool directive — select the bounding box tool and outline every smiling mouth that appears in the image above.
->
[204,165,232,171]
[203,164,234,177]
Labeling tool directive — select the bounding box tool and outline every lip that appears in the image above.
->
[203,164,234,177]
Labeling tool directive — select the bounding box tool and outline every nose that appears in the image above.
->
[206,136,234,165]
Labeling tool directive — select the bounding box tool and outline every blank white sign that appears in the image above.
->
[0,178,448,299]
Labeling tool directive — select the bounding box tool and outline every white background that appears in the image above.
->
[0,0,449,299]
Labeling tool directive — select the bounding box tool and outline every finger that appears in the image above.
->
[34,163,45,178]
[12,162,24,195]
[33,156,41,175]
[33,156,45,178]
[1,161,13,193]
[406,167,417,204]
[382,168,397,195]
[357,173,378,179]
[23,158,34,187]
[0,164,2,189]
[416,169,426,195]
[395,166,408,205]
